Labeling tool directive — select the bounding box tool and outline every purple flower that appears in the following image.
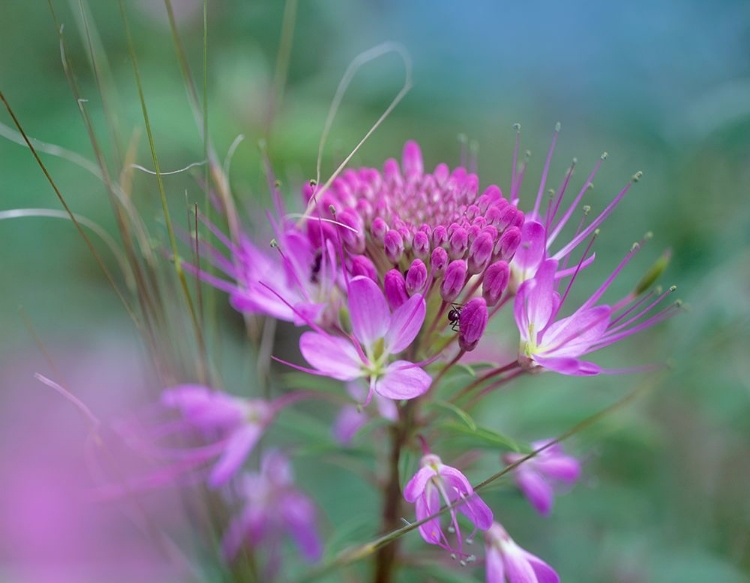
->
[504,441,581,516]
[404,453,493,559]
[185,214,339,326]
[223,450,322,573]
[484,522,559,583]
[514,255,679,375]
[160,385,274,488]
[299,275,431,403]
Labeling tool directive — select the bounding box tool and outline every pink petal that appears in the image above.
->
[503,543,538,583]
[535,456,581,484]
[513,220,547,273]
[281,491,323,562]
[161,385,244,429]
[541,305,610,357]
[525,259,558,331]
[332,405,367,446]
[403,466,435,502]
[375,394,399,422]
[209,424,263,488]
[523,550,560,583]
[440,466,494,530]
[375,361,431,400]
[485,545,506,583]
[348,276,390,348]
[532,354,601,376]
[516,469,554,516]
[299,332,363,380]
[384,294,426,354]
[415,486,443,545]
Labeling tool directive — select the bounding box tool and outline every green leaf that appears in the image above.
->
[428,400,477,431]
[438,420,526,453]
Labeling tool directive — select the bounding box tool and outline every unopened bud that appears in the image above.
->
[440,260,468,302]
[384,269,409,310]
[482,261,510,306]
[371,217,388,244]
[406,259,428,295]
[431,247,449,276]
[413,230,431,260]
[384,229,404,263]
[402,141,423,177]
[449,226,469,259]
[468,232,494,274]
[496,227,522,261]
[458,297,488,351]
[634,249,672,295]
[349,255,378,282]
[432,225,448,248]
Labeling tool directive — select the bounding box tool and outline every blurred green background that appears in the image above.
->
[1,1,749,582]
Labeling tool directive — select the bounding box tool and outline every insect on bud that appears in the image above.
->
[458,298,488,352]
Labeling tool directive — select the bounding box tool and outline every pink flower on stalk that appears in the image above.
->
[484,522,559,583]
[223,450,322,573]
[514,253,679,376]
[299,275,431,402]
[160,385,275,488]
[504,441,581,516]
[404,453,493,559]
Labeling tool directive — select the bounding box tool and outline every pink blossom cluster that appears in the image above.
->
[111,129,678,582]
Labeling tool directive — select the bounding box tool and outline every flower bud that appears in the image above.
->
[384,229,404,263]
[458,297,488,351]
[430,247,449,277]
[337,208,365,254]
[448,227,469,259]
[383,158,402,186]
[402,141,424,178]
[384,269,409,310]
[468,232,494,274]
[371,217,388,244]
[413,230,431,260]
[349,255,378,282]
[406,259,428,295]
[432,225,448,248]
[440,259,467,302]
[482,260,510,306]
[496,226,522,261]
[306,219,335,249]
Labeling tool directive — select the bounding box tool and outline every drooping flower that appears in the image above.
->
[484,521,559,583]
[299,275,431,402]
[160,385,275,488]
[514,254,679,376]
[404,453,493,559]
[222,450,322,574]
[503,441,581,516]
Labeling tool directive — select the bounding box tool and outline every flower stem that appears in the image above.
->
[373,400,415,583]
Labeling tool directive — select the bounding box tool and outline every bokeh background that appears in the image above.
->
[1,1,749,582]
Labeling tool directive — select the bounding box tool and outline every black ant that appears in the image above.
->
[447,303,463,332]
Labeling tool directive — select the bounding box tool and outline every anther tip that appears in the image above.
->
[513,122,521,131]
[555,121,562,132]
[269,238,279,248]
[669,285,677,292]
[631,242,641,252]
[632,170,643,182]
[601,152,609,160]
[582,204,592,214]
[644,231,653,240]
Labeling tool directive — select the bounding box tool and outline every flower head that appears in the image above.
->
[484,521,559,583]
[161,385,274,488]
[299,275,431,402]
[504,441,581,515]
[515,253,679,375]
[404,453,493,559]
[223,450,322,573]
